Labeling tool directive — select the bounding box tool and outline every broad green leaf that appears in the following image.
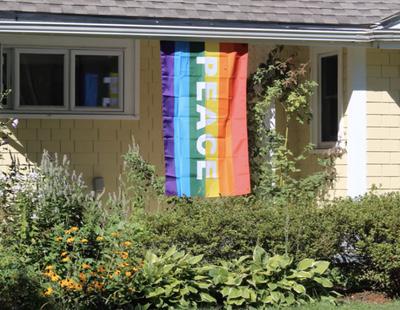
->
[314,277,333,288]
[292,271,313,279]
[187,254,203,265]
[240,287,250,299]
[221,287,232,297]
[229,288,242,299]
[147,287,165,297]
[313,261,330,274]
[297,258,315,270]
[197,282,211,289]
[200,293,217,303]
[253,246,267,265]
[285,292,295,305]
[187,286,198,293]
[164,246,177,258]
[270,291,281,303]
[261,295,273,304]
[293,284,306,294]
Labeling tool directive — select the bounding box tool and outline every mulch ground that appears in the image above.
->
[342,291,391,304]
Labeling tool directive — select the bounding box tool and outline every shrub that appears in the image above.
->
[206,246,336,308]
[145,199,341,264]
[0,246,45,310]
[326,193,400,296]
[146,192,400,296]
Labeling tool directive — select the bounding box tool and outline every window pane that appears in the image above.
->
[75,55,119,108]
[2,53,8,106]
[320,55,338,142]
[20,53,64,106]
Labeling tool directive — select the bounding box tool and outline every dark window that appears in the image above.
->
[19,53,64,106]
[2,52,8,106]
[75,55,119,108]
[320,55,338,142]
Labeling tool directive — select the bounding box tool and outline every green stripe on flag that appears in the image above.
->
[189,42,205,196]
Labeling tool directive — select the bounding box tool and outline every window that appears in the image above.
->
[0,36,138,119]
[16,49,68,109]
[311,48,342,148]
[1,49,10,107]
[72,51,123,111]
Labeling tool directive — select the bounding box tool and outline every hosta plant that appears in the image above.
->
[206,246,336,308]
[135,246,216,309]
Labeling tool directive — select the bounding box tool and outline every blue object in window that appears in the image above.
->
[84,73,98,107]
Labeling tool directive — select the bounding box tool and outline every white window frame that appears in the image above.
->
[71,49,124,113]
[15,48,69,111]
[310,47,343,149]
[0,34,139,119]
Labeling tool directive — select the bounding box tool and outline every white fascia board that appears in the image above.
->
[0,20,375,44]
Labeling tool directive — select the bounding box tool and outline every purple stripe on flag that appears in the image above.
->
[160,41,177,195]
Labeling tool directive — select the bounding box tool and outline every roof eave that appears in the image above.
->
[0,19,399,47]
[0,20,376,45]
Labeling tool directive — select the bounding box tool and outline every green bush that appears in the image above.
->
[146,192,400,296]
[325,193,400,296]
[207,246,335,308]
[0,246,45,310]
[145,199,341,264]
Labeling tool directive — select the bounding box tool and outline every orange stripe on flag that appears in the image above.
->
[220,43,250,196]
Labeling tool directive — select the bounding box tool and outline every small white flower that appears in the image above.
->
[11,118,19,128]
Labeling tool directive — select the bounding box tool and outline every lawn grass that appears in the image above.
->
[290,301,400,310]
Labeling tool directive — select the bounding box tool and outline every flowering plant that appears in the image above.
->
[41,224,143,308]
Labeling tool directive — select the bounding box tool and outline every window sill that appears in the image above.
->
[0,112,139,120]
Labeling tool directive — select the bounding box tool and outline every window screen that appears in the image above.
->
[320,55,338,142]
[19,53,64,107]
[75,55,119,109]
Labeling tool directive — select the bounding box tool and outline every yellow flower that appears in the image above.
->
[61,256,70,263]
[113,270,121,276]
[93,281,104,290]
[97,265,106,273]
[59,278,81,291]
[81,239,88,244]
[65,226,79,234]
[119,251,129,260]
[96,236,104,242]
[122,241,132,247]
[111,232,119,238]
[66,237,74,244]
[119,262,129,268]
[61,251,68,257]
[79,272,87,282]
[45,265,55,271]
[55,236,63,242]
[81,263,91,270]
[43,287,53,297]
[59,279,70,288]
[51,273,60,282]
[125,271,132,277]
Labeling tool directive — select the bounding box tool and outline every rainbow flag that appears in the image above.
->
[160,41,250,197]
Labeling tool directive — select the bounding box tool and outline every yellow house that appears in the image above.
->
[1,1,400,197]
